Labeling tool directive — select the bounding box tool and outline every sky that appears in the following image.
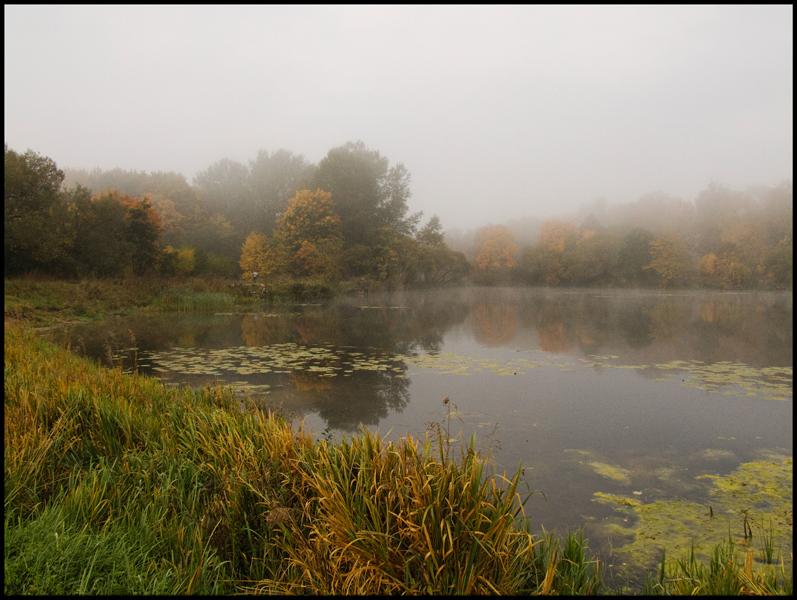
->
[4,5,793,231]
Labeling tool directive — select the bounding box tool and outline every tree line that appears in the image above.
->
[5,141,469,284]
[466,182,792,289]
[5,141,792,289]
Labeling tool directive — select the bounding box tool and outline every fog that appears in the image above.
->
[4,5,793,231]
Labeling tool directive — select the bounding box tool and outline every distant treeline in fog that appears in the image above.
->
[5,142,792,289]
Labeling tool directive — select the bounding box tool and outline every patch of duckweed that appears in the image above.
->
[593,454,793,571]
[564,450,633,484]
[594,492,641,507]
[585,355,793,401]
[588,461,632,484]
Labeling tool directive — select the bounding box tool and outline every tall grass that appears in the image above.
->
[5,321,604,595]
[643,537,793,596]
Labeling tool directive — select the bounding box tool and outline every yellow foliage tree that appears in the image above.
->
[239,232,286,280]
[276,189,343,278]
[475,226,518,274]
[539,220,579,252]
[644,235,692,288]
[239,189,343,281]
[175,247,196,275]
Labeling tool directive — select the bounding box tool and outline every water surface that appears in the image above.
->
[54,287,793,576]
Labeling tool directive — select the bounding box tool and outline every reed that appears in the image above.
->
[643,537,793,595]
[759,516,778,565]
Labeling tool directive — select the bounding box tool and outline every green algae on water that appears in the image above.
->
[593,454,793,571]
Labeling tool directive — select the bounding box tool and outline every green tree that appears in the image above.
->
[616,228,657,286]
[122,195,162,275]
[4,146,71,275]
[312,141,419,250]
[79,190,134,276]
[570,231,621,285]
[248,149,316,235]
[765,238,793,287]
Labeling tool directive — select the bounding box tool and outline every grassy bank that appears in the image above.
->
[5,321,607,594]
[3,276,360,330]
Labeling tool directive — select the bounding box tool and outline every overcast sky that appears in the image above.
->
[5,5,793,231]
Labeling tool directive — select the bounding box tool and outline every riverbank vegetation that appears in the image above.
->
[5,317,793,595]
[6,143,791,291]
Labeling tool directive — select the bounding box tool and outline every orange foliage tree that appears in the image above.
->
[239,189,343,280]
[474,226,518,282]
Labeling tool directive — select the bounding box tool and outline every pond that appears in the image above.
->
[51,287,793,579]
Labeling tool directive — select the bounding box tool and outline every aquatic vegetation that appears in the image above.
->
[584,355,793,401]
[644,538,793,595]
[592,454,793,575]
[588,462,633,484]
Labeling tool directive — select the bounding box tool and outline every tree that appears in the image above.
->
[616,228,657,286]
[570,231,621,285]
[122,195,162,275]
[474,225,518,283]
[192,158,253,240]
[275,189,343,277]
[416,214,446,247]
[412,215,469,285]
[248,149,316,235]
[239,233,286,280]
[312,141,419,249]
[78,190,135,276]
[539,220,579,253]
[4,146,70,274]
[240,189,344,280]
[765,238,793,287]
[644,235,692,289]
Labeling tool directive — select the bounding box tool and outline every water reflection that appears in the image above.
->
[56,289,793,405]
[51,287,792,573]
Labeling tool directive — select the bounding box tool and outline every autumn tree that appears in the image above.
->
[473,225,518,283]
[519,220,579,285]
[644,235,692,288]
[239,233,286,280]
[240,189,344,280]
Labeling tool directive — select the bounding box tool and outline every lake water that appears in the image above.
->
[53,287,793,578]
